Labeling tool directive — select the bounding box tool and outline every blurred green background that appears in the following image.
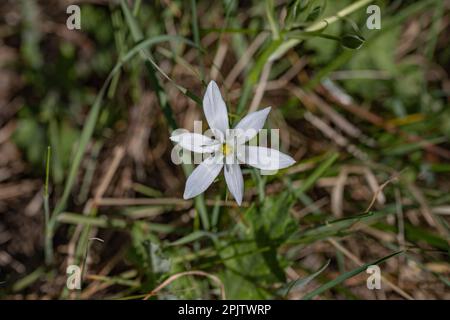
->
[0,0,449,299]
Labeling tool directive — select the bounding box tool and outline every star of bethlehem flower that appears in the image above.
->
[170,81,295,206]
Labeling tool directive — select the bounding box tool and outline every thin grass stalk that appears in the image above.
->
[44,146,52,265]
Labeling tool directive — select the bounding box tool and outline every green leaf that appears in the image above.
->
[278,259,330,297]
[306,5,322,22]
[306,0,441,89]
[149,242,171,275]
[285,0,304,29]
[295,152,338,195]
[119,0,143,40]
[265,0,280,39]
[341,34,365,49]
[302,250,403,300]
[13,117,46,166]
[168,231,218,246]
[255,227,286,282]
[269,0,373,61]
[129,223,170,289]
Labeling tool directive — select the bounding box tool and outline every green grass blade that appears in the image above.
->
[296,152,339,195]
[119,0,143,41]
[120,0,209,229]
[43,146,52,265]
[279,259,330,297]
[50,35,198,220]
[269,0,373,61]
[168,230,218,246]
[265,0,280,40]
[190,0,205,81]
[302,250,403,300]
[305,0,441,90]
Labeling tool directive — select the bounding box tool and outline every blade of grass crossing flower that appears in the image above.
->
[120,1,209,229]
[119,36,201,107]
[302,250,404,300]
[120,0,177,131]
[60,35,203,281]
[157,47,202,80]
[50,79,109,220]
[50,35,202,233]
[235,39,283,117]
[120,0,203,111]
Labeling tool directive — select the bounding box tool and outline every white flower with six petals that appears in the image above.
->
[170,81,295,205]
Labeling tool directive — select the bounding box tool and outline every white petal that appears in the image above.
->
[224,164,244,206]
[170,132,219,153]
[183,155,223,199]
[234,107,271,142]
[238,146,295,171]
[203,81,229,134]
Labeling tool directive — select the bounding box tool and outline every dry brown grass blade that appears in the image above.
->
[331,168,348,218]
[96,197,247,208]
[224,33,267,88]
[364,174,399,213]
[331,166,387,217]
[319,82,450,160]
[407,183,449,240]
[80,247,127,299]
[0,120,15,145]
[290,86,366,141]
[303,111,369,161]
[248,61,273,113]
[266,55,307,90]
[210,41,228,81]
[68,146,125,267]
[363,168,386,205]
[0,180,39,201]
[92,146,126,205]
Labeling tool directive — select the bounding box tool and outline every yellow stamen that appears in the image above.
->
[221,144,233,156]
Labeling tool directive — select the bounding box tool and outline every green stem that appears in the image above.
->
[44,146,52,265]
[269,0,373,61]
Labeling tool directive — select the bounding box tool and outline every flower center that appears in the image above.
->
[221,143,233,156]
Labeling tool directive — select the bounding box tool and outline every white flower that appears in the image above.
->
[170,81,295,205]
